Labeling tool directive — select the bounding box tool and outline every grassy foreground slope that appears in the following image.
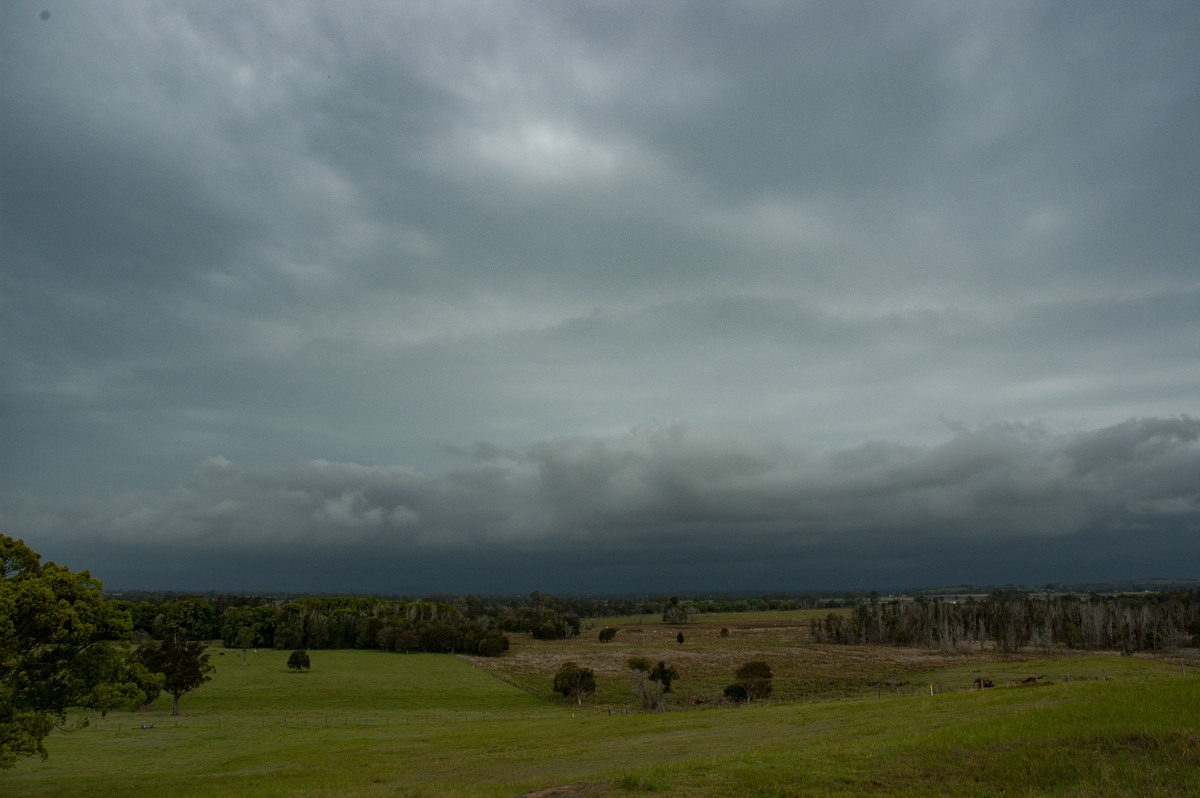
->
[5,642,1198,796]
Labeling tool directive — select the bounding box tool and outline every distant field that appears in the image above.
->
[5,614,1198,797]
[473,611,1194,706]
[589,608,838,627]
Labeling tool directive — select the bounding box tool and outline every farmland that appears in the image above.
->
[5,613,1198,797]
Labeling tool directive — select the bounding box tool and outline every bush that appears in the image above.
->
[723,684,748,702]
[287,650,311,671]
[475,631,510,657]
[598,627,618,643]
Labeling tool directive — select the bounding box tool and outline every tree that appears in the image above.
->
[418,621,461,653]
[234,627,257,665]
[734,660,774,702]
[649,661,679,694]
[662,596,689,624]
[287,649,311,672]
[472,629,510,657]
[552,662,595,706]
[163,597,218,641]
[134,636,213,715]
[1,535,160,767]
[395,630,419,653]
[220,604,277,648]
[628,657,664,712]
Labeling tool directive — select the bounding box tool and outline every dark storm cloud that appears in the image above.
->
[2,1,1199,591]
[11,417,1198,591]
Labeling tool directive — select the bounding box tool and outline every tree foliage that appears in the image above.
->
[809,590,1200,653]
[661,595,691,624]
[626,658,679,710]
[234,627,257,665]
[649,661,680,694]
[220,605,276,648]
[733,660,773,702]
[722,683,748,702]
[287,649,311,671]
[552,662,596,706]
[1,535,160,767]
[472,629,510,657]
[162,597,217,641]
[133,637,213,715]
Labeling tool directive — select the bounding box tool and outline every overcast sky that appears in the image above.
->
[3,1,1198,595]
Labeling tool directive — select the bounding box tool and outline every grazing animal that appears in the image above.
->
[973,677,994,689]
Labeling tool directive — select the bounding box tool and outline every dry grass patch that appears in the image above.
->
[467,613,1016,709]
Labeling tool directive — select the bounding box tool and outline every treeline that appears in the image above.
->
[810,589,1200,654]
[118,596,511,656]
[112,589,839,651]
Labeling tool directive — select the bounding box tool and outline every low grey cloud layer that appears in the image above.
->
[2,1,1198,592]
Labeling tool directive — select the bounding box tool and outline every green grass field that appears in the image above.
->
[5,618,1198,797]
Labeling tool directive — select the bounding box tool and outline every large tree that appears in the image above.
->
[162,597,218,641]
[1,535,161,767]
[133,636,213,716]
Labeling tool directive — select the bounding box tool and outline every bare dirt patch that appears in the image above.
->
[516,782,613,798]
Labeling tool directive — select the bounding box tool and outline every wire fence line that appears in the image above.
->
[805,662,1194,701]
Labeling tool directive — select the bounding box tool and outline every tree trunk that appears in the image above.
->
[171,693,181,716]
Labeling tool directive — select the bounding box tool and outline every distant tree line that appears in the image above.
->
[116,595,512,656]
[110,589,851,656]
[809,589,1200,654]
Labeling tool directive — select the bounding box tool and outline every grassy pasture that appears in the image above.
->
[5,613,1198,797]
